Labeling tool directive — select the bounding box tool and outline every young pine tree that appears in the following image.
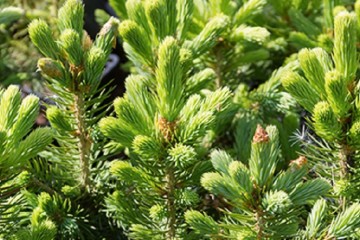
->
[100,38,232,239]
[5,0,360,239]
[29,0,118,192]
[1,0,123,238]
[282,9,360,239]
[282,10,360,201]
[109,0,300,165]
[185,125,331,239]
[0,85,53,237]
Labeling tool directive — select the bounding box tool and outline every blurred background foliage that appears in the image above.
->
[0,0,64,87]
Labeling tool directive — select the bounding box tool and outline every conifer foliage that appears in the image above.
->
[100,2,233,236]
[0,86,53,236]
[186,125,330,239]
[282,10,360,200]
[4,0,360,239]
[30,1,119,192]
[2,0,121,239]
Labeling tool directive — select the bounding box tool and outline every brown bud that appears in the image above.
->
[158,116,177,142]
[82,30,93,51]
[99,17,119,36]
[252,124,269,143]
[37,58,64,80]
[290,156,308,168]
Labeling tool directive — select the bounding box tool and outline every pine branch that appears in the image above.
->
[30,176,56,195]
[282,10,359,192]
[31,0,119,192]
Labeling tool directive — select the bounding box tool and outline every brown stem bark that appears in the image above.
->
[32,177,56,195]
[213,50,223,89]
[339,144,353,179]
[74,93,92,191]
[255,208,264,240]
[166,168,176,239]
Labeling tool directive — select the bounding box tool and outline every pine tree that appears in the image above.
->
[0,85,53,237]
[185,125,330,239]
[100,29,233,240]
[2,0,122,238]
[282,8,360,240]
[99,1,295,238]
[4,0,360,239]
[109,0,301,168]
[282,10,360,201]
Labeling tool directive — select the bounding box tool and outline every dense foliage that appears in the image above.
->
[2,0,360,239]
